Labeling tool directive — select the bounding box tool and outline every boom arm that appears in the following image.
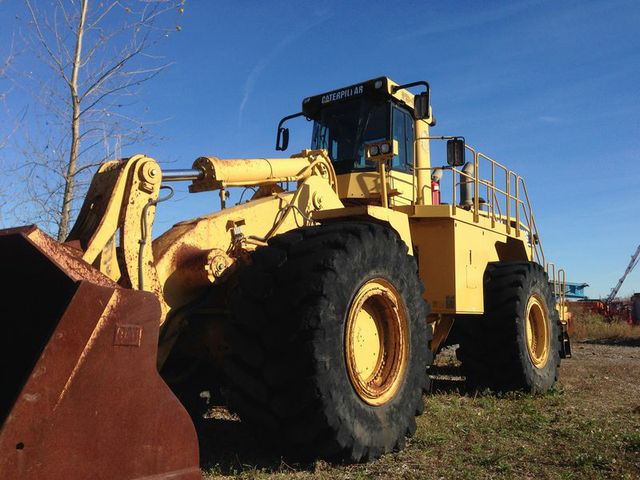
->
[606,244,640,303]
[66,150,339,322]
[67,154,164,294]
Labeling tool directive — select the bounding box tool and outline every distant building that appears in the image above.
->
[564,282,589,299]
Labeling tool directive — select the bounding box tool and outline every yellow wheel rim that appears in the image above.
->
[525,294,550,368]
[345,278,409,406]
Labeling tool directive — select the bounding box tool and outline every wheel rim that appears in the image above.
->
[345,278,409,406]
[525,294,550,368]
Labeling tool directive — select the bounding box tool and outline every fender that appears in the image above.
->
[312,205,413,255]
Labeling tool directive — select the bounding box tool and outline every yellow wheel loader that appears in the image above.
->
[0,77,571,478]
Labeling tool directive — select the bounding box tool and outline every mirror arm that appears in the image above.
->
[392,80,430,97]
[393,81,431,121]
[416,135,465,142]
[276,111,304,131]
[275,111,304,151]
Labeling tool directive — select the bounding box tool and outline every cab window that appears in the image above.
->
[310,98,389,174]
[391,107,414,172]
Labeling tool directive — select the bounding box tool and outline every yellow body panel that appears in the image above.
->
[388,170,416,207]
[404,205,532,315]
[336,172,380,201]
[335,171,416,207]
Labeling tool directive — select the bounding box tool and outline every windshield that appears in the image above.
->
[310,98,389,174]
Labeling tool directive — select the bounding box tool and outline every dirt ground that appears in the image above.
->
[199,338,640,479]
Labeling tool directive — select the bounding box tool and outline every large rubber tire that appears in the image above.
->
[457,261,562,393]
[224,222,432,462]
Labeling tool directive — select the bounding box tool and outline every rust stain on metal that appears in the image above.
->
[15,227,117,288]
[53,293,119,411]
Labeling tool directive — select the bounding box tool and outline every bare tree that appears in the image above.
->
[11,0,183,239]
[0,35,17,225]
[0,48,14,150]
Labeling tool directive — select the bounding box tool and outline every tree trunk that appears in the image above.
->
[57,0,88,241]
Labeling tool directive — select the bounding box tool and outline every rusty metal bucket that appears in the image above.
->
[0,226,200,480]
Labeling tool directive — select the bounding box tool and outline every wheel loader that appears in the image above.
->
[0,76,571,479]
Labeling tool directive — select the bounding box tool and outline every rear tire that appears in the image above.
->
[457,261,561,393]
[224,222,432,462]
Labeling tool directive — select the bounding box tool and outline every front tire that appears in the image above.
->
[224,222,432,462]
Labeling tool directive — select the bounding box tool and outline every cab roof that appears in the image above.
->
[301,77,416,118]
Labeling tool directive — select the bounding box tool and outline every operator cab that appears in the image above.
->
[275,77,434,205]
[310,99,419,176]
[302,78,430,174]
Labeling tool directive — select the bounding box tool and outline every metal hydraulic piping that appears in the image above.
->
[162,168,204,182]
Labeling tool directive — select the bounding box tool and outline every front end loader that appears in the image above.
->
[1,77,570,477]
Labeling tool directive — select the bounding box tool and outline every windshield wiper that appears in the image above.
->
[352,105,373,160]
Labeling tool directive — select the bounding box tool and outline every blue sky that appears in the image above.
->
[0,0,638,297]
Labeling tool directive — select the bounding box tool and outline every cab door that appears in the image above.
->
[389,106,416,206]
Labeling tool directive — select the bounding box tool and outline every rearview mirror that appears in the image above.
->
[447,138,465,166]
[414,92,430,120]
[276,127,289,151]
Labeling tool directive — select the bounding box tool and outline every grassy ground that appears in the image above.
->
[199,314,640,479]
[570,311,639,342]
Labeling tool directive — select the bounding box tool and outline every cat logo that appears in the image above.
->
[321,84,364,104]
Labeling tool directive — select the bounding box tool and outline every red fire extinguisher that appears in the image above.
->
[431,180,441,205]
[431,168,443,205]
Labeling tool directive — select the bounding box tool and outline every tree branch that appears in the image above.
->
[24,0,72,87]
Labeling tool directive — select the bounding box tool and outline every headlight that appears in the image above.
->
[369,145,380,156]
[380,142,391,154]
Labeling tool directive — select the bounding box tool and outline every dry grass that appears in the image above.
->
[570,311,640,342]
[199,337,640,479]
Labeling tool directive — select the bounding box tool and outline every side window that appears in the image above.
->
[391,107,414,172]
[312,122,338,159]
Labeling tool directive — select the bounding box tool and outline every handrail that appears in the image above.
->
[518,177,545,266]
[411,140,545,266]
[547,262,558,297]
[546,262,568,324]
[557,268,567,324]
[409,136,568,317]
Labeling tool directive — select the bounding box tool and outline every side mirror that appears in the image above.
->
[414,92,430,120]
[447,138,465,166]
[276,127,289,151]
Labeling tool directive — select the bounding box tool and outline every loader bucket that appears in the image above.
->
[0,226,200,480]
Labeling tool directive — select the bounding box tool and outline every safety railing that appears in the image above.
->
[411,139,545,267]
[547,263,568,323]
[558,268,567,323]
